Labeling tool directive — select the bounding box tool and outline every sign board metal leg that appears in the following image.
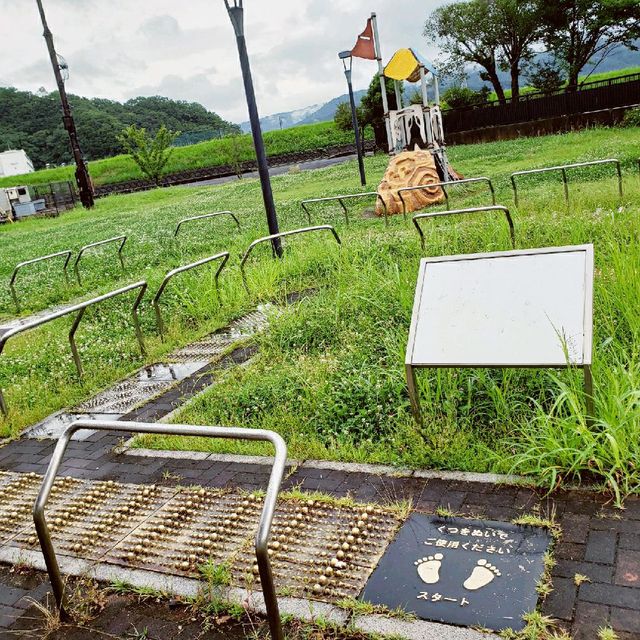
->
[406,364,422,424]
[584,364,594,427]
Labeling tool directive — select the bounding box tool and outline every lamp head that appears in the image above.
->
[338,50,353,77]
[224,0,244,36]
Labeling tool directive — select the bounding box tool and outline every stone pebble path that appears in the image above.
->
[0,299,638,639]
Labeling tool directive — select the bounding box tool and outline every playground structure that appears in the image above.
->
[376,48,460,215]
[383,49,449,172]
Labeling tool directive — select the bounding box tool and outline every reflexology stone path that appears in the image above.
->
[0,470,399,603]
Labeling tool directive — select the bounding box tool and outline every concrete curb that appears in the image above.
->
[353,614,501,639]
[115,442,527,487]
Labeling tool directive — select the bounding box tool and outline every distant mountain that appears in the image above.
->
[239,103,322,133]
[298,91,367,125]
[239,91,366,134]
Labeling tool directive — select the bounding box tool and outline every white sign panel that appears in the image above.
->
[407,246,593,368]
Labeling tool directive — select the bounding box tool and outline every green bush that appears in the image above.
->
[441,86,490,109]
[621,107,640,127]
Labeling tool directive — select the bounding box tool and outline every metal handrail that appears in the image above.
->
[9,250,73,312]
[412,206,516,251]
[240,225,341,293]
[300,192,388,226]
[174,211,241,237]
[510,159,622,207]
[0,281,147,416]
[153,252,230,338]
[74,235,127,285]
[33,419,287,640]
[397,177,496,216]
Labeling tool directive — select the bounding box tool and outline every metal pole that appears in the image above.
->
[420,66,434,149]
[35,0,94,209]
[224,1,282,257]
[371,13,393,153]
[341,57,366,187]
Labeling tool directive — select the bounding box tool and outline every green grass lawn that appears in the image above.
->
[0,121,372,189]
[1,126,638,502]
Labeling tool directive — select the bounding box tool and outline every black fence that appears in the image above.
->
[443,73,640,133]
[30,181,77,214]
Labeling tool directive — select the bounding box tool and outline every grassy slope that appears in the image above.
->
[0,121,371,189]
[0,126,638,499]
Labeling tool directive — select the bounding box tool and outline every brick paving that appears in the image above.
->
[0,311,638,638]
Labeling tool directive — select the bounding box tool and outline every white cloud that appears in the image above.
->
[0,0,446,122]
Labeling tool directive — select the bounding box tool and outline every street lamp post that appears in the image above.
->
[338,51,366,187]
[224,0,282,257]
[35,0,94,209]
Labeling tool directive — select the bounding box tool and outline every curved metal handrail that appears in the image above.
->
[0,280,147,416]
[240,225,341,293]
[74,235,127,285]
[174,211,241,237]
[412,206,515,251]
[153,252,230,338]
[33,419,286,640]
[300,192,388,226]
[397,177,496,216]
[9,250,73,312]
[510,159,622,207]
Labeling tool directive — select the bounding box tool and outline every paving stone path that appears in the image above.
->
[0,304,638,639]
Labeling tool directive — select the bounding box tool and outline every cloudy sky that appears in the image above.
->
[0,0,446,123]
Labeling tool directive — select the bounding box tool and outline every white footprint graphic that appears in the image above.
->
[414,553,444,584]
[463,559,501,591]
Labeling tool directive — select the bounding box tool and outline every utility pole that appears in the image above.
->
[224,0,282,257]
[35,0,94,209]
[339,51,366,186]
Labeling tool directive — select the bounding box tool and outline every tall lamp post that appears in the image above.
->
[338,51,366,187]
[224,0,282,257]
[35,0,94,209]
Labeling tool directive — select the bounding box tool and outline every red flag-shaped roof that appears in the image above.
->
[351,18,376,60]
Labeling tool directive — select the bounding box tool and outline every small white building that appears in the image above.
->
[0,150,35,177]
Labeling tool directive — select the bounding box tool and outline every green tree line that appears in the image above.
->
[425,0,639,103]
[0,89,239,168]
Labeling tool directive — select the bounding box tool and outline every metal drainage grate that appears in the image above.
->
[74,379,173,415]
[167,309,268,363]
[25,412,122,441]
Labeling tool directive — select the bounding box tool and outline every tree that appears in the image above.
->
[0,86,238,168]
[424,1,507,103]
[540,0,640,91]
[333,101,365,132]
[525,60,565,95]
[117,124,179,185]
[492,0,543,101]
[359,73,401,150]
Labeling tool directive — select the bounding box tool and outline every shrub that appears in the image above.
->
[441,86,489,109]
[621,107,640,127]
